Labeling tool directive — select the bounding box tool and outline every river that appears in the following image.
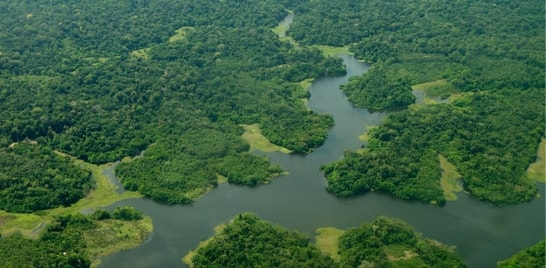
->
[99,53,545,268]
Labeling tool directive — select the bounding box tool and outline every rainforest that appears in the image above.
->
[0,0,544,267]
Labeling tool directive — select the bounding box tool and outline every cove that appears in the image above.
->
[99,55,545,268]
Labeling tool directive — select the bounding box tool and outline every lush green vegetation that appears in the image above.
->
[290,0,545,205]
[185,214,465,267]
[0,207,151,268]
[338,217,466,268]
[497,240,545,268]
[186,213,336,267]
[0,0,348,205]
[323,89,544,205]
[315,227,345,260]
[341,66,415,110]
[0,143,91,212]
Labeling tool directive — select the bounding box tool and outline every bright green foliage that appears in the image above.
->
[497,240,545,268]
[339,217,467,268]
[324,89,544,205]
[191,213,338,267]
[341,66,416,110]
[0,143,91,212]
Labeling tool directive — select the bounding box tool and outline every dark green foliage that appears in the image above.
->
[217,153,284,186]
[497,240,545,268]
[323,89,544,205]
[112,206,143,221]
[0,143,91,212]
[91,209,112,221]
[191,213,338,268]
[339,217,466,268]
[341,66,415,110]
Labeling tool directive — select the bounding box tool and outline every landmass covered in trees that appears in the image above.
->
[0,206,150,268]
[340,66,415,110]
[497,240,545,268]
[288,0,545,205]
[185,213,466,267]
[323,89,543,205]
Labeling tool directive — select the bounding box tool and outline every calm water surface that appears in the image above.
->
[100,55,545,268]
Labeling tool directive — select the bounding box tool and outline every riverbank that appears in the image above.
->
[527,138,545,183]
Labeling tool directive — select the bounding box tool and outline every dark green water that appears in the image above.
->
[100,54,545,268]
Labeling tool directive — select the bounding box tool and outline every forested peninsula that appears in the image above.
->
[184,213,466,268]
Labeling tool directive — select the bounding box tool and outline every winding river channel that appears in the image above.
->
[99,53,545,268]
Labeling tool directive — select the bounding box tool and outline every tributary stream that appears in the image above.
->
[100,54,545,268]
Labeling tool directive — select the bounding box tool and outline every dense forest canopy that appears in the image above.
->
[187,213,466,268]
[188,213,336,267]
[0,143,91,212]
[0,0,345,205]
[338,217,467,267]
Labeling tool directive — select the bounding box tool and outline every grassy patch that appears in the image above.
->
[312,45,353,57]
[527,138,546,183]
[168,26,194,43]
[86,216,153,268]
[217,174,228,183]
[182,224,226,267]
[299,78,315,91]
[314,227,345,260]
[241,124,292,153]
[272,23,289,36]
[130,47,151,59]
[0,153,142,236]
[385,244,417,260]
[439,155,463,201]
[411,79,457,98]
[297,78,314,110]
[358,126,378,142]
